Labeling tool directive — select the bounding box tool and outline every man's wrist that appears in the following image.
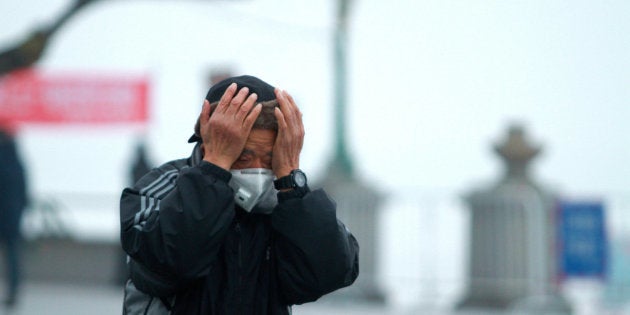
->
[273,168,293,179]
[203,156,232,171]
[199,161,232,182]
[277,185,310,202]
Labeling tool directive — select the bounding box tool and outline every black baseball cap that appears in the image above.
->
[188,75,276,143]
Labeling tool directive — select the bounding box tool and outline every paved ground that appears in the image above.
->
[0,281,473,315]
[0,238,475,315]
[0,282,122,315]
[2,281,628,315]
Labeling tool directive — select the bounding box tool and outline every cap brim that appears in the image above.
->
[188,134,201,143]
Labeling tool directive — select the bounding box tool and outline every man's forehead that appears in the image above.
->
[246,129,276,142]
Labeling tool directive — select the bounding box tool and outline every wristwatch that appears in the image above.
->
[274,169,307,190]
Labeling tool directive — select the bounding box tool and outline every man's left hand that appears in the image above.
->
[272,88,304,179]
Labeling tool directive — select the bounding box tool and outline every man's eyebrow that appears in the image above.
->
[240,149,255,156]
[239,149,273,157]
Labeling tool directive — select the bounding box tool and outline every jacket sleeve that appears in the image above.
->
[271,189,360,305]
[120,160,235,297]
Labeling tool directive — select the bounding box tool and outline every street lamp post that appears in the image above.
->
[317,0,385,303]
[331,0,353,177]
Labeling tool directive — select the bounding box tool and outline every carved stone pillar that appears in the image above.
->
[457,125,571,313]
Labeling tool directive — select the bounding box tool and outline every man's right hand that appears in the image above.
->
[200,83,262,170]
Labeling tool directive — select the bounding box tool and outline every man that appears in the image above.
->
[0,126,28,308]
[120,75,359,314]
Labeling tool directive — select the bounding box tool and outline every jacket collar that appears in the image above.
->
[189,142,203,167]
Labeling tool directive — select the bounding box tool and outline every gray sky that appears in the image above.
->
[1,0,629,197]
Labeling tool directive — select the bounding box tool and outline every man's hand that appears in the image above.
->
[272,88,304,178]
[200,83,262,170]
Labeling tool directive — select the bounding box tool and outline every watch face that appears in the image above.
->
[294,171,307,187]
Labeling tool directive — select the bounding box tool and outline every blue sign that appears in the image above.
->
[558,201,607,278]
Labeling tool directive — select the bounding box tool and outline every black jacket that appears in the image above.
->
[120,144,359,314]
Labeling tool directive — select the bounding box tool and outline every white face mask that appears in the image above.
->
[228,168,278,214]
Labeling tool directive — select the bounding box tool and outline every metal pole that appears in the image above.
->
[332,0,354,177]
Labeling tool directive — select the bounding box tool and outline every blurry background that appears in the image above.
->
[0,0,628,314]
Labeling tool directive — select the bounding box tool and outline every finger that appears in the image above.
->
[274,88,290,112]
[235,93,258,121]
[200,100,211,124]
[215,83,238,114]
[283,90,302,121]
[277,90,302,133]
[274,88,296,123]
[285,92,302,116]
[226,87,250,115]
[274,106,288,132]
[243,103,263,131]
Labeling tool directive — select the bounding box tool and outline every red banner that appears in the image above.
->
[0,70,149,124]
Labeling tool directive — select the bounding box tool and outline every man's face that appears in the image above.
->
[230,129,276,170]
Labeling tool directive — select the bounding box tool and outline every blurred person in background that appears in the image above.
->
[114,141,155,286]
[0,124,28,308]
[120,75,359,314]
